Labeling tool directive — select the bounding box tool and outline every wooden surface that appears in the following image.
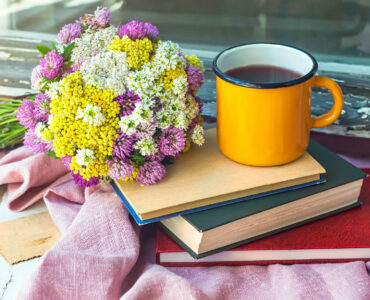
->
[0,30,368,137]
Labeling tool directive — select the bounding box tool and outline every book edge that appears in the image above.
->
[139,174,323,219]
[114,177,324,225]
[159,200,362,259]
[183,141,368,231]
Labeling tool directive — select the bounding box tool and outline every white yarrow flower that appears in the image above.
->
[172,75,188,96]
[152,41,186,71]
[75,148,95,166]
[80,50,128,95]
[185,94,200,120]
[130,102,153,126]
[118,115,137,136]
[47,114,54,126]
[191,125,205,146]
[134,137,158,156]
[46,82,61,99]
[34,122,46,138]
[173,112,188,130]
[71,26,118,62]
[76,104,105,126]
[156,108,173,129]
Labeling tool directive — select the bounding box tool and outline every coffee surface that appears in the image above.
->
[225,65,302,84]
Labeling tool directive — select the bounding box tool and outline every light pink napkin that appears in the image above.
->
[0,147,68,211]
[0,147,369,300]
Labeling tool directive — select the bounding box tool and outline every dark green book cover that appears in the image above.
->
[160,139,367,258]
[181,140,367,232]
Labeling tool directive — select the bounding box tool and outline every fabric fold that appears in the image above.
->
[0,146,68,211]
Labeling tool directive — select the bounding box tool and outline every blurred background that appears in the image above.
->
[0,0,369,63]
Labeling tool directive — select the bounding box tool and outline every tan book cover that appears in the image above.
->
[114,128,325,221]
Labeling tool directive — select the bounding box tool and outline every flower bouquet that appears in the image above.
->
[12,6,205,187]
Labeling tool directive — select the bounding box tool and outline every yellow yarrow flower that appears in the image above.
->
[160,68,187,90]
[108,35,153,70]
[40,128,52,141]
[185,54,204,72]
[182,139,191,153]
[48,72,120,180]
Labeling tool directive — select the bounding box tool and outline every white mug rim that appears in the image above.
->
[213,43,318,89]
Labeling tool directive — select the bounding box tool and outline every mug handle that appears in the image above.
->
[310,76,343,128]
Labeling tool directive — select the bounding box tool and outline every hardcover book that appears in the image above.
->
[159,141,367,258]
[112,128,325,225]
[156,169,369,266]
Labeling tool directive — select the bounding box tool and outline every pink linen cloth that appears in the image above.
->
[0,146,369,300]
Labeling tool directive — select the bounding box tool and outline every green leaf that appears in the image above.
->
[153,131,162,139]
[51,41,57,51]
[81,24,89,31]
[152,37,160,43]
[40,76,60,90]
[62,42,75,60]
[130,154,146,164]
[36,45,51,56]
[47,151,58,159]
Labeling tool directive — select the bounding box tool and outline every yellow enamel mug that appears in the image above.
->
[213,43,343,166]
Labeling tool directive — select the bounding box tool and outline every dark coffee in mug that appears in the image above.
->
[225,65,302,84]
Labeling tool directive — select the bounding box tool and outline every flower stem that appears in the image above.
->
[0,118,18,126]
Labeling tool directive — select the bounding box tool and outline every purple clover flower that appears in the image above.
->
[30,65,44,90]
[34,93,51,122]
[143,22,159,40]
[62,57,84,77]
[158,125,186,156]
[118,20,158,40]
[94,6,111,28]
[135,161,166,186]
[57,23,82,45]
[145,151,165,163]
[112,131,136,160]
[77,11,107,31]
[61,155,72,171]
[71,172,99,187]
[118,20,146,40]
[107,158,134,180]
[186,65,204,93]
[40,50,64,79]
[16,100,38,129]
[77,14,95,27]
[23,129,53,154]
[118,20,146,41]
[135,120,157,140]
[187,117,198,131]
[115,90,141,116]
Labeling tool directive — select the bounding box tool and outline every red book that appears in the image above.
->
[156,169,370,266]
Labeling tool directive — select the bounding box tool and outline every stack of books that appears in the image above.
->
[112,127,369,266]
